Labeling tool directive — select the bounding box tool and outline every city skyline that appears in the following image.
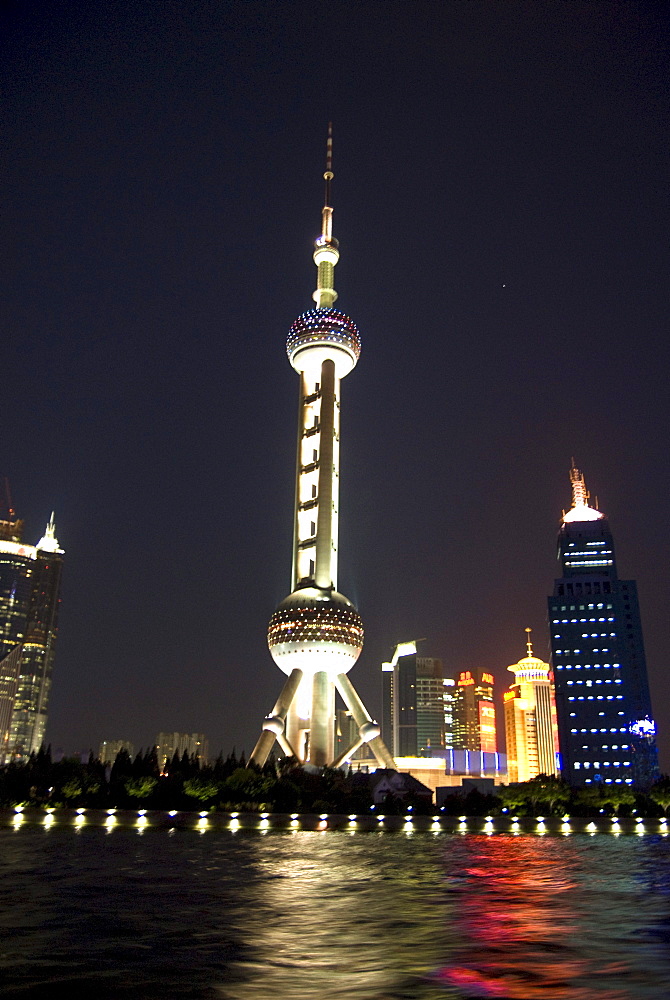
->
[4,2,669,768]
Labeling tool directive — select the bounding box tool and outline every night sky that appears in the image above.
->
[4,1,670,768]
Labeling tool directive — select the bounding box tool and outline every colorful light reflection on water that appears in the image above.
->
[431,835,663,999]
[0,828,669,998]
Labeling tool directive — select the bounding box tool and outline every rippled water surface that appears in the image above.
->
[2,826,670,999]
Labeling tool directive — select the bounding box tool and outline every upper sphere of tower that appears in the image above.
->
[267,586,363,676]
[287,307,361,378]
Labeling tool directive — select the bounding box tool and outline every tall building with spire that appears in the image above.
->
[548,463,658,787]
[0,509,64,760]
[249,128,394,770]
[504,629,559,783]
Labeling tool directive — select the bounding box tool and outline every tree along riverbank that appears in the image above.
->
[2,747,670,818]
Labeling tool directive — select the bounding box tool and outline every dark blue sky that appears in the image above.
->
[4,1,670,766]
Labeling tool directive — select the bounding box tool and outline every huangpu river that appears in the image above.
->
[2,810,670,999]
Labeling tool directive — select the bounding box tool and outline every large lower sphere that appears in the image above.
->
[267,587,364,676]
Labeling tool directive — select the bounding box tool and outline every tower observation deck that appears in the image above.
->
[249,128,394,769]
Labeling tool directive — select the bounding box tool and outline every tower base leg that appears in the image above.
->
[335,672,396,769]
[250,668,395,771]
[248,668,304,767]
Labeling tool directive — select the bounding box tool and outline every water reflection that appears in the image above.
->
[0,828,669,999]
[219,834,449,999]
[433,836,670,999]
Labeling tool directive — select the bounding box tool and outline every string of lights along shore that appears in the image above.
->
[249,127,395,770]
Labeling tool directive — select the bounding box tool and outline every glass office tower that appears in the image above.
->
[0,511,64,760]
[548,464,658,787]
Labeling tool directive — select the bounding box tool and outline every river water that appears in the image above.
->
[2,821,670,999]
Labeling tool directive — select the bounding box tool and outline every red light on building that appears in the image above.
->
[479,702,497,753]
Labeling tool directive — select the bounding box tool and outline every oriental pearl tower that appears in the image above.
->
[249,128,395,770]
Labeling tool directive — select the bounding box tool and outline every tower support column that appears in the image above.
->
[310,671,335,766]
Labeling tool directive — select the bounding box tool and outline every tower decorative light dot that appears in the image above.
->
[249,127,395,770]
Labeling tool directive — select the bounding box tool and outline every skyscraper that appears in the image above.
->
[452,670,497,753]
[156,732,208,769]
[381,641,451,757]
[0,510,64,760]
[548,463,658,787]
[249,129,394,770]
[99,739,135,765]
[504,629,559,783]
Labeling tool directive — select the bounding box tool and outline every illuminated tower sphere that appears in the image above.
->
[250,128,395,770]
[547,462,659,787]
[503,629,559,784]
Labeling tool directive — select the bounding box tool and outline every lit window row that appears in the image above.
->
[552,618,615,624]
[585,778,633,784]
[565,679,622,686]
[581,745,629,754]
[574,761,630,769]
[558,647,611,654]
[555,603,612,611]
[564,559,613,567]
[557,664,620,671]
[568,695,624,702]
[571,728,628,734]
[566,549,611,557]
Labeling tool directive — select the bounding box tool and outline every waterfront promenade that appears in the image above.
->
[3,805,668,836]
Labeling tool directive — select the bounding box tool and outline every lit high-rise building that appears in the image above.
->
[156,732,208,768]
[503,629,559,783]
[0,509,64,760]
[99,739,135,765]
[416,657,448,755]
[442,677,456,748]
[548,463,659,787]
[381,642,451,757]
[452,669,497,753]
[249,129,394,770]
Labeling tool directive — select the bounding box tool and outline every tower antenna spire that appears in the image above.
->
[563,459,604,523]
[323,120,333,216]
[525,627,533,657]
[569,459,590,509]
[313,122,339,308]
[4,477,15,519]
